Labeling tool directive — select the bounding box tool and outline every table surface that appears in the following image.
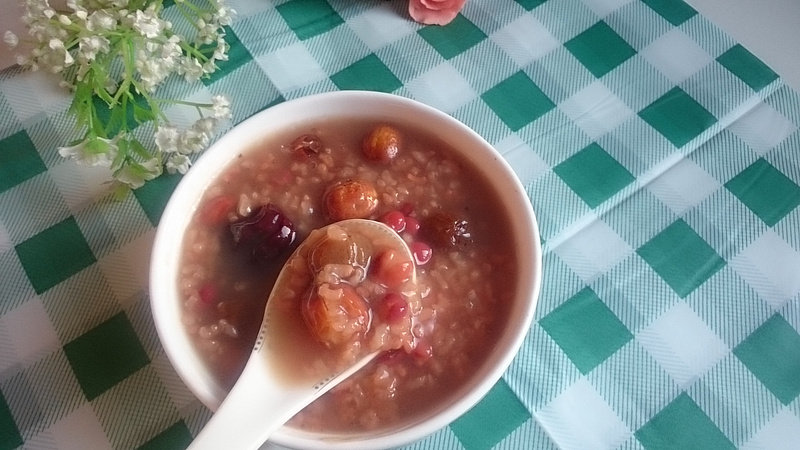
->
[2,0,800,449]
[684,0,800,93]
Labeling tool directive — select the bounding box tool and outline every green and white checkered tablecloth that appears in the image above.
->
[2,0,800,448]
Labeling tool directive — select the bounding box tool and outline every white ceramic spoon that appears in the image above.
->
[188,219,417,450]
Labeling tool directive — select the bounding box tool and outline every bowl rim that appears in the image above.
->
[149,90,542,449]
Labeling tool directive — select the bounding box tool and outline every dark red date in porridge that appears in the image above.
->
[178,119,518,431]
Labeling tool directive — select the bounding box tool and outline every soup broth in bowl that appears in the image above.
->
[150,91,541,449]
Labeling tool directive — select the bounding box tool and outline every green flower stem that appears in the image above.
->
[174,3,203,31]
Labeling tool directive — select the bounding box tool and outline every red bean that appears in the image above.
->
[410,241,432,265]
[377,293,409,324]
[198,283,218,305]
[380,210,406,233]
[404,216,420,236]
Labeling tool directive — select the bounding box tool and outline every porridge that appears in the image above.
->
[178,118,518,431]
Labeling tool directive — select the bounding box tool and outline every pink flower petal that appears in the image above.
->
[409,0,466,25]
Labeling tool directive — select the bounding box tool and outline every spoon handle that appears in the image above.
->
[187,355,297,450]
[188,351,377,450]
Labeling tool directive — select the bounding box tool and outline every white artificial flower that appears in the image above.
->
[47,38,74,70]
[4,31,18,48]
[161,35,182,61]
[115,157,161,188]
[193,117,217,134]
[211,95,231,119]
[86,10,116,32]
[132,8,164,38]
[216,4,235,27]
[58,136,117,167]
[195,18,218,45]
[136,56,171,92]
[180,57,204,82]
[141,157,161,173]
[144,39,159,54]
[201,59,216,75]
[154,124,179,153]
[78,35,110,61]
[178,127,209,154]
[48,38,64,51]
[166,153,191,174]
[212,36,229,61]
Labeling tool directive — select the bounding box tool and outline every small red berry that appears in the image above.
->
[198,283,218,305]
[404,216,420,235]
[410,241,432,265]
[377,293,409,324]
[380,210,406,233]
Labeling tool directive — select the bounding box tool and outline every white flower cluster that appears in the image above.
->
[7,0,233,91]
[158,95,231,175]
[4,0,236,190]
[129,4,232,92]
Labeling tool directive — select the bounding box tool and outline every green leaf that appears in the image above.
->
[112,181,131,201]
[125,39,136,77]
[92,86,152,136]
[111,139,127,170]
[129,138,152,160]
[91,107,108,139]
[133,103,155,124]
[69,82,93,129]
[105,103,127,136]
[85,136,112,155]
[95,86,115,106]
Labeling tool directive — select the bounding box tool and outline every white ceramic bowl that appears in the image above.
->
[150,91,542,449]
